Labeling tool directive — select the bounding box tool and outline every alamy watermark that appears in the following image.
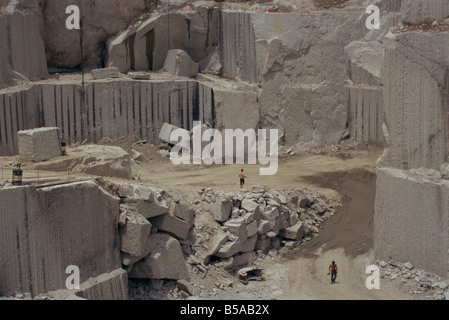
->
[365,264,380,290]
[65,265,80,290]
[365,5,380,30]
[65,5,80,30]
[169,121,279,176]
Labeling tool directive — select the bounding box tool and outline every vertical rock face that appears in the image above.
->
[400,0,449,24]
[220,11,258,83]
[0,86,40,156]
[375,28,449,276]
[107,7,220,73]
[380,32,449,171]
[0,1,48,88]
[374,168,449,276]
[0,78,221,157]
[43,0,157,69]
[0,14,10,89]
[0,180,121,297]
[250,10,394,147]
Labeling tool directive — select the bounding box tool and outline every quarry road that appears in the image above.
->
[283,169,412,300]
[139,150,379,198]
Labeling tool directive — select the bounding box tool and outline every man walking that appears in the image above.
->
[239,169,247,189]
[328,261,338,284]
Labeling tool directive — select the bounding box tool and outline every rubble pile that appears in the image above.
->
[197,185,338,268]
[97,180,339,298]
[377,260,449,300]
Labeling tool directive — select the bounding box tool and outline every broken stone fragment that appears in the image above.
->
[262,206,279,229]
[204,233,228,264]
[128,233,189,280]
[136,198,169,219]
[121,233,158,266]
[255,236,271,253]
[164,49,199,78]
[232,252,257,267]
[91,67,120,79]
[150,213,191,240]
[246,220,258,238]
[241,199,259,213]
[119,212,152,257]
[159,123,190,145]
[297,191,311,208]
[216,239,241,259]
[240,235,257,253]
[209,198,233,222]
[251,185,268,194]
[171,203,194,225]
[280,222,305,241]
[223,218,247,239]
[257,220,271,235]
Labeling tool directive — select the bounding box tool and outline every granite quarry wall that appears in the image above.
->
[0,0,401,156]
[0,180,124,298]
[374,2,449,277]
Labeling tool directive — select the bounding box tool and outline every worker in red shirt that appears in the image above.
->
[239,169,247,189]
[328,261,338,284]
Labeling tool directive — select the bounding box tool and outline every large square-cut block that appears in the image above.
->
[18,127,61,162]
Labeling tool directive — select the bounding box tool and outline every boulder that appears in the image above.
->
[257,220,271,235]
[150,214,190,240]
[136,198,169,219]
[262,207,280,229]
[159,123,190,145]
[34,145,132,179]
[232,252,257,267]
[18,127,61,162]
[119,212,152,257]
[251,185,268,194]
[243,211,255,224]
[241,199,260,213]
[246,220,258,238]
[255,236,271,253]
[91,67,120,79]
[172,203,194,225]
[240,235,257,253]
[210,198,232,222]
[280,222,305,241]
[164,49,199,78]
[216,240,241,259]
[121,235,158,266]
[204,233,228,264]
[223,218,247,239]
[128,234,189,280]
